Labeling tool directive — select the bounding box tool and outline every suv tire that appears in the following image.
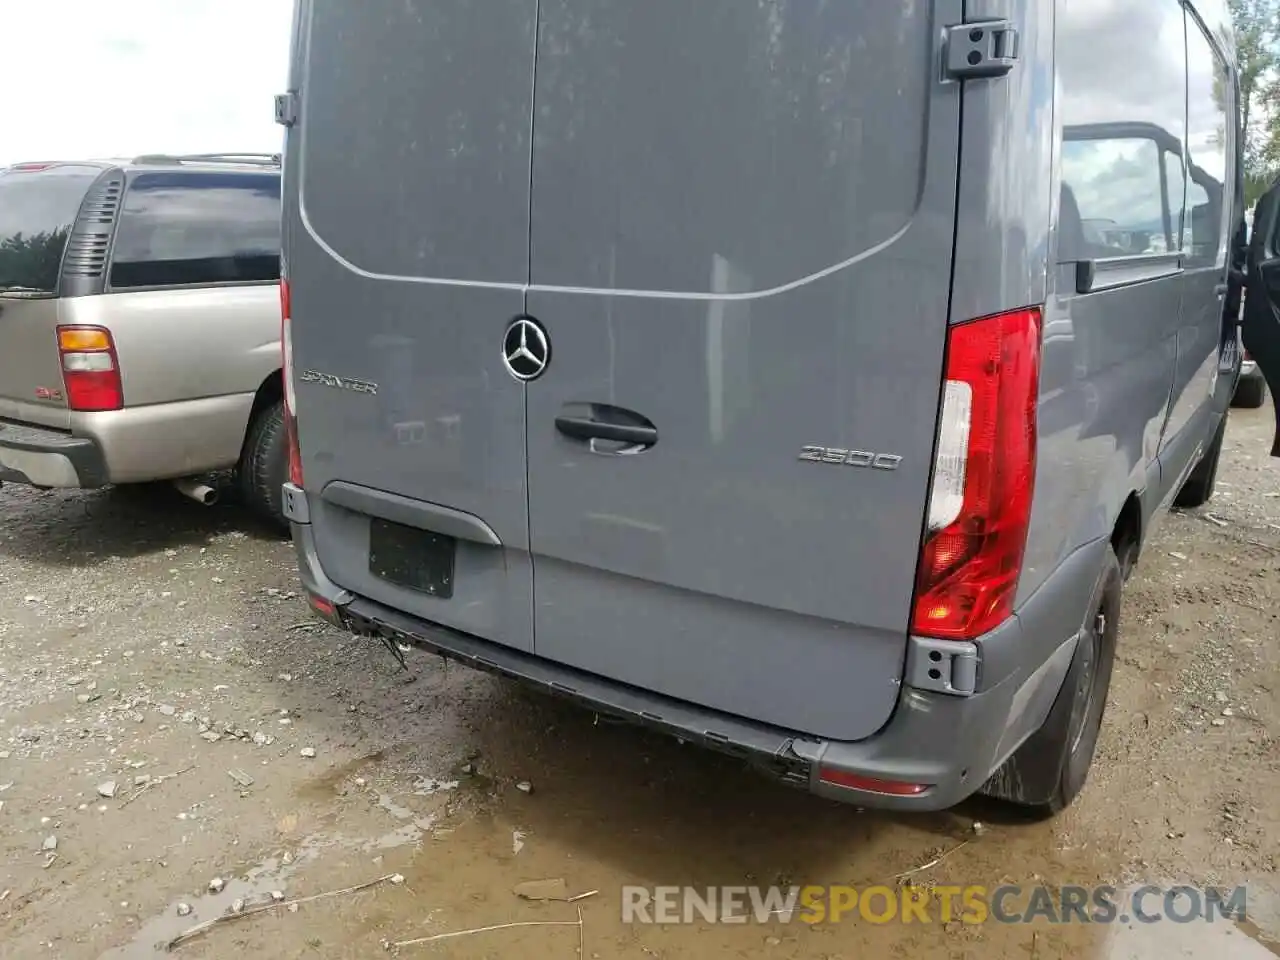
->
[980,546,1122,818]
[238,399,288,529]
[1173,415,1227,509]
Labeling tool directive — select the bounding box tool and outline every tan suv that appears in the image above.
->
[0,154,287,525]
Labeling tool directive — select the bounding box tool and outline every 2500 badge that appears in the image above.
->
[799,446,902,470]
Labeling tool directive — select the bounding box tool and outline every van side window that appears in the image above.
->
[1061,138,1177,257]
[1184,20,1231,269]
[1056,0,1188,264]
[109,172,281,290]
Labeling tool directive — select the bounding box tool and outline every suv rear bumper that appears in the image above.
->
[0,421,108,488]
[0,393,257,490]
[288,492,1102,811]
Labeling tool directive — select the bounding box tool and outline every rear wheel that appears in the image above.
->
[1232,373,1266,409]
[980,546,1122,818]
[1113,534,1139,583]
[1173,415,1226,509]
[237,399,288,530]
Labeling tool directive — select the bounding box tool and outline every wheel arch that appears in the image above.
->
[1110,491,1143,581]
[241,370,283,452]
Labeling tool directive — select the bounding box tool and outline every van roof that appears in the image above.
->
[127,152,282,170]
[3,153,281,176]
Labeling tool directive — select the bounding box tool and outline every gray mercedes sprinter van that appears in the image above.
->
[279,0,1256,816]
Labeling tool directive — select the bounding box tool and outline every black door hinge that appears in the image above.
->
[274,92,298,127]
[945,20,1021,80]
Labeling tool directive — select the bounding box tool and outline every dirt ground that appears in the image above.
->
[0,410,1278,960]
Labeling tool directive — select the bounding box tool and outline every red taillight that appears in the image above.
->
[280,278,303,487]
[911,307,1042,640]
[280,275,292,324]
[56,325,123,412]
[286,423,303,487]
[818,768,932,796]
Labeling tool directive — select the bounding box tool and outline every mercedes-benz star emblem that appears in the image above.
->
[502,316,550,382]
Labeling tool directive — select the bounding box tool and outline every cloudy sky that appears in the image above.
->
[2,0,294,166]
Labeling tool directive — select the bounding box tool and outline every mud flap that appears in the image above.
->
[1243,183,1280,456]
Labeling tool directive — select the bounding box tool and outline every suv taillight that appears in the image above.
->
[57,325,123,412]
[911,307,1042,640]
[281,278,303,487]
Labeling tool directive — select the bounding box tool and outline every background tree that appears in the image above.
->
[0,229,68,292]
[1230,0,1280,204]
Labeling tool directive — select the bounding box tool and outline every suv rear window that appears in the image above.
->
[109,172,281,289]
[0,164,100,295]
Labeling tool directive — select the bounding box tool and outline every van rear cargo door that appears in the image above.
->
[524,0,964,740]
[291,0,539,652]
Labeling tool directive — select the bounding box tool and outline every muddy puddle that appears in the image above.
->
[100,812,1280,959]
[98,713,1280,959]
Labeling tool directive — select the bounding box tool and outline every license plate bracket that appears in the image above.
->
[368,518,455,599]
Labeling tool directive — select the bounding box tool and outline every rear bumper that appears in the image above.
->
[71,394,256,484]
[287,486,1098,811]
[0,395,257,489]
[0,420,108,488]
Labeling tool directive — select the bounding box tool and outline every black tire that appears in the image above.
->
[1114,534,1139,583]
[980,546,1122,818]
[1173,415,1227,509]
[237,399,288,529]
[1232,373,1267,409]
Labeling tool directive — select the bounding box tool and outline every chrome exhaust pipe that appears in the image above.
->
[172,478,219,506]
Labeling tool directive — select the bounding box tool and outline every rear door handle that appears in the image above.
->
[554,416,658,447]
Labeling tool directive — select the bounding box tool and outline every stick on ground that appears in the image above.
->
[389,916,582,949]
[167,873,400,950]
[121,764,195,809]
[893,839,973,882]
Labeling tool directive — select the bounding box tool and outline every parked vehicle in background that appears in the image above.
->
[1232,291,1268,408]
[1234,350,1267,407]
[281,0,1256,816]
[1244,186,1280,444]
[0,154,288,525]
